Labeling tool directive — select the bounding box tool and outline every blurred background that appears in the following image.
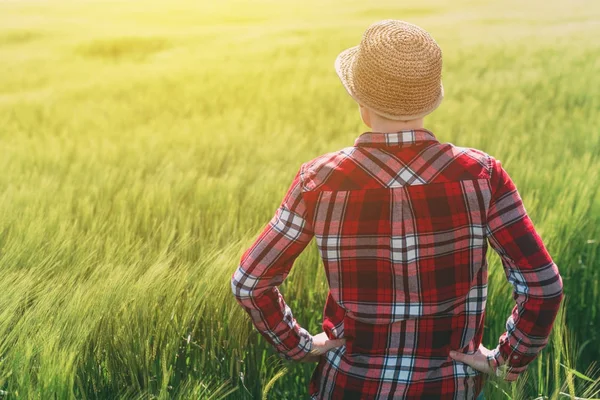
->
[0,0,599,398]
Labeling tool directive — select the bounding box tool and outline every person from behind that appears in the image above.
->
[231,19,564,399]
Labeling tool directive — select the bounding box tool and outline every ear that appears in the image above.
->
[358,104,371,128]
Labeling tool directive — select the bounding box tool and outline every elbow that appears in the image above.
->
[230,266,245,300]
[556,273,565,302]
[551,268,564,300]
[543,270,564,314]
[542,263,564,302]
[231,265,258,301]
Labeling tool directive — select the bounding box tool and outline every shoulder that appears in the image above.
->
[440,142,494,180]
[300,146,357,191]
[450,143,491,166]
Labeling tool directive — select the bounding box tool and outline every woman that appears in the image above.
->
[231,19,563,399]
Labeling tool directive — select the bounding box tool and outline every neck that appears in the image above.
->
[369,117,424,133]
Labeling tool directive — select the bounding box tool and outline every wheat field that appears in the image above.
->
[1,0,599,398]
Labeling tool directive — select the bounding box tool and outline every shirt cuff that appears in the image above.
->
[487,346,503,373]
[279,328,314,361]
[488,344,526,381]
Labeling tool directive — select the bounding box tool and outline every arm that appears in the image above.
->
[230,163,315,361]
[485,156,564,381]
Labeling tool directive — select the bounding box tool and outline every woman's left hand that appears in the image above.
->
[298,332,346,363]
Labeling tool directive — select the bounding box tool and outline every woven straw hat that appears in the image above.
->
[335,19,444,121]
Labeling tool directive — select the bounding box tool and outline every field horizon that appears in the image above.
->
[1,0,599,398]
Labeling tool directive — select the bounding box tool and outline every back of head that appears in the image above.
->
[335,19,444,121]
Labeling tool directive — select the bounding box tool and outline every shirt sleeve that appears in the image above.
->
[485,156,564,381]
[230,163,315,361]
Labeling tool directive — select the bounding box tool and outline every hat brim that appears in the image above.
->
[334,46,444,121]
[334,45,362,107]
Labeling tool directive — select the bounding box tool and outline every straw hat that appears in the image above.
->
[335,19,444,121]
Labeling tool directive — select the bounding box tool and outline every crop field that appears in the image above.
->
[0,0,599,398]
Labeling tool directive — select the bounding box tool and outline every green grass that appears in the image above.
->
[0,0,599,398]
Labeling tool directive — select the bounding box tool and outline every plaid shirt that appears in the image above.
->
[231,128,563,399]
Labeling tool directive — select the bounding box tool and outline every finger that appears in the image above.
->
[449,351,473,365]
[324,338,346,350]
[451,351,493,374]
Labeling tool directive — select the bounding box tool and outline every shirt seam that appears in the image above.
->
[301,149,494,193]
[300,177,492,194]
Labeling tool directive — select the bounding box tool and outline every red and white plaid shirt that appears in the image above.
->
[231,128,563,399]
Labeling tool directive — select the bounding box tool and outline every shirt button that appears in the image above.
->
[513,355,519,359]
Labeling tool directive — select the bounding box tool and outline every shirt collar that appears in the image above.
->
[354,128,439,148]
